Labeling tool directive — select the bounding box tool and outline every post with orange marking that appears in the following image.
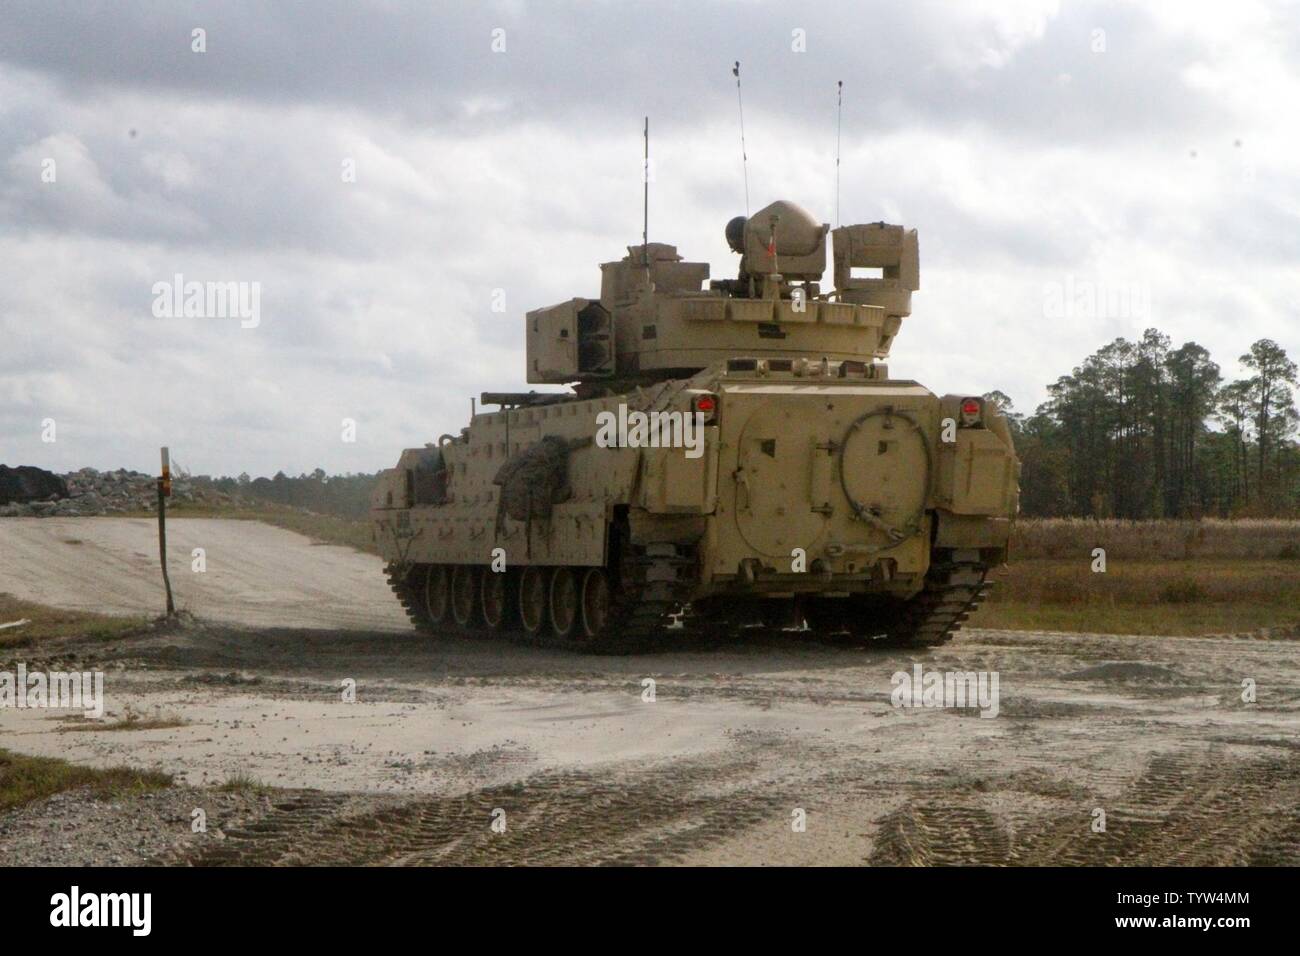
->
[158,446,175,616]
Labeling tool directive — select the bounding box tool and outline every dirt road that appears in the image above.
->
[1,518,1297,865]
[0,516,408,630]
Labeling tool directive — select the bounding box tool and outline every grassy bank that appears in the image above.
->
[0,594,145,650]
[982,518,1300,635]
[970,558,1300,635]
[0,748,171,812]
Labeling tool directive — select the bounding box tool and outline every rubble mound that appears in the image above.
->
[0,464,68,504]
[0,467,230,518]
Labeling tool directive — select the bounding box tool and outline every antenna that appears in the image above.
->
[835,80,843,228]
[642,116,649,266]
[733,60,750,216]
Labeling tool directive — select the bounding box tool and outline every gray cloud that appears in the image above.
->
[1,0,1230,141]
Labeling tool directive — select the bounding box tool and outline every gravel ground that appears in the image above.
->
[0,786,270,866]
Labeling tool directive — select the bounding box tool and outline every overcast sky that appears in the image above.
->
[2,0,1297,477]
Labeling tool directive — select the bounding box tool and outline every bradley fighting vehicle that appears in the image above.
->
[371,200,1019,651]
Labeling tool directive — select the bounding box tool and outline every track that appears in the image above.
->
[386,548,991,653]
[885,553,994,647]
[386,541,699,653]
[800,551,994,649]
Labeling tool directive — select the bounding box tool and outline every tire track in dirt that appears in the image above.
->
[868,746,1300,866]
[869,803,1013,866]
[151,737,1300,867]
[1026,749,1300,866]
[158,743,807,867]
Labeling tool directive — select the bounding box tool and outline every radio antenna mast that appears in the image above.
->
[733,61,750,216]
[642,116,650,267]
[835,80,843,228]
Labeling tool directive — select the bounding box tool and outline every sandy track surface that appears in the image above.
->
[5,623,1299,865]
[2,517,1298,865]
[0,516,408,630]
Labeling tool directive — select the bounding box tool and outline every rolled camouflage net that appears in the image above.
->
[492,435,590,553]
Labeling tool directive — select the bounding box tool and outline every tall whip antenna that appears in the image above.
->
[642,116,650,266]
[835,80,843,228]
[733,60,750,216]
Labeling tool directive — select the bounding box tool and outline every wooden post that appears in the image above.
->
[158,446,175,616]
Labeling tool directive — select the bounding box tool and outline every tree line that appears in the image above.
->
[199,469,378,517]
[989,331,1300,518]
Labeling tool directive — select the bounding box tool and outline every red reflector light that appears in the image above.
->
[695,396,716,413]
[961,400,980,416]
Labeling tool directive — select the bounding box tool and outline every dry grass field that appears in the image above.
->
[969,518,1300,635]
[971,558,1300,635]
[1010,517,1300,561]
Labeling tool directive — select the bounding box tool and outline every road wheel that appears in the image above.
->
[423,565,450,624]
[481,568,512,630]
[518,566,547,638]
[577,567,611,642]
[450,565,478,628]
[549,567,578,640]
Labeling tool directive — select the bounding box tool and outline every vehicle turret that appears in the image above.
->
[524,200,918,392]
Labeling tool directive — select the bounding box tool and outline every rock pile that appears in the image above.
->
[0,467,233,517]
[0,464,68,504]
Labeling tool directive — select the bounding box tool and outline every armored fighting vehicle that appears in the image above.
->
[371,200,1019,650]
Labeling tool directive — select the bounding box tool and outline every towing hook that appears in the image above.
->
[738,558,762,587]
